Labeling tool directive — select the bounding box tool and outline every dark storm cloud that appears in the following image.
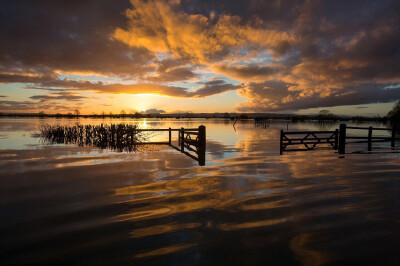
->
[237,81,400,112]
[0,0,154,77]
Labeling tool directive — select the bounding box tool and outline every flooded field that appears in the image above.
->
[0,118,399,265]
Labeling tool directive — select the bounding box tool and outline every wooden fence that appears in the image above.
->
[338,124,396,154]
[133,126,206,165]
[39,124,206,165]
[280,124,398,155]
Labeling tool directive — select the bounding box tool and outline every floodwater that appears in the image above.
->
[0,118,399,265]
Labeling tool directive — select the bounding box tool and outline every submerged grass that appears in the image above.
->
[38,123,151,152]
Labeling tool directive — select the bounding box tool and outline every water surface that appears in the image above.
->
[0,118,399,265]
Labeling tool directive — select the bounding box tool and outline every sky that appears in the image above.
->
[0,0,399,115]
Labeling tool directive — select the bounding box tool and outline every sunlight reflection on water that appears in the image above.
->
[0,118,399,265]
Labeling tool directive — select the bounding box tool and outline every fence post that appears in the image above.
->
[198,125,206,166]
[339,124,346,154]
[280,130,283,155]
[180,127,184,152]
[334,129,339,150]
[368,126,373,151]
[168,127,171,145]
[391,126,396,148]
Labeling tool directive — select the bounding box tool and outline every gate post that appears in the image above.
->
[334,129,339,150]
[168,127,171,145]
[391,126,396,148]
[198,125,206,166]
[339,124,346,154]
[280,130,283,155]
[368,126,373,151]
[180,127,184,152]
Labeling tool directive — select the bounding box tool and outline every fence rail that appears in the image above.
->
[280,124,398,155]
[338,124,397,154]
[169,126,206,165]
[135,128,199,132]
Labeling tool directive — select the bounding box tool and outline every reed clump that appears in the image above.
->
[38,123,148,152]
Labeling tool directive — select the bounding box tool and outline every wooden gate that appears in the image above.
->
[280,130,338,154]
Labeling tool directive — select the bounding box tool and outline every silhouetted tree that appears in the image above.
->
[38,111,45,117]
[387,100,400,122]
[318,110,335,120]
[74,109,80,118]
[120,110,126,118]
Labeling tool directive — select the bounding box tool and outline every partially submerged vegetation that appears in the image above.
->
[38,124,149,152]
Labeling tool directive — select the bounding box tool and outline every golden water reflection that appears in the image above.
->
[1,118,399,265]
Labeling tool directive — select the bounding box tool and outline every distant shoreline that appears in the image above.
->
[0,112,387,122]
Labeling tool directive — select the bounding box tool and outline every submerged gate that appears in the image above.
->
[280,130,338,154]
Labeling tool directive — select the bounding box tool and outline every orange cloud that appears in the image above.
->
[114,0,298,63]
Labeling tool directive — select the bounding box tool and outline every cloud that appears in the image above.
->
[0,0,155,77]
[0,100,79,112]
[1,0,400,113]
[29,92,89,102]
[145,65,198,82]
[0,73,56,83]
[237,81,400,112]
[211,64,283,82]
[193,80,242,97]
[113,0,298,62]
[33,79,190,97]
[27,77,240,98]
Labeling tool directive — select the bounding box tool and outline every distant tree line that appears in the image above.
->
[1,101,399,123]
